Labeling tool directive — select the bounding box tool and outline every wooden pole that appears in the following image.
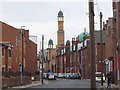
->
[117,1,120,84]
[100,12,103,86]
[89,0,96,88]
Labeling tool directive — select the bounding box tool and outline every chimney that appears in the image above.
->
[113,1,116,10]
[106,20,108,25]
[25,30,29,40]
[76,36,79,43]
[103,22,106,30]
[72,38,75,46]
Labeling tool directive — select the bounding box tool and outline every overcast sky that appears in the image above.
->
[0,0,113,52]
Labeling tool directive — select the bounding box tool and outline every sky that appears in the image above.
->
[0,0,113,52]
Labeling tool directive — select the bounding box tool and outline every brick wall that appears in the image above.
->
[25,39,37,76]
[96,44,106,74]
[82,46,90,79]
[1,22,21,73]
[2,76,31,88]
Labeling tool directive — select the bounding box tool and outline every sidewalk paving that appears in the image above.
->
[99,82,120,89]
[11,80,49,89]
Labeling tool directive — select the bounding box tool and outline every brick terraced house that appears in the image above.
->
[0,22,37,77]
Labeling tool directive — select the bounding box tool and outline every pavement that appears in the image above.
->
[7,79,49,89]
[98,81,120,89]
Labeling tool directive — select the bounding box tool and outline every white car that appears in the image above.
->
[66,73,71,79]
[58,73,64,78]
[95,72,105,82]
[47,73,56,80]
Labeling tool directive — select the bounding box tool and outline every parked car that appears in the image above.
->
[66,73,71,79]
[43,73,47,79]
[95,72,105,82]
[47,73,56,80]
[70,73,74,79]
[63,73,67,78]
[72,73,81,79]
[54,73,58,78]
[58,73,64,78]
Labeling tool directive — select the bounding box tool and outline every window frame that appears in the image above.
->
[2,48,4,56]
[9,49,11,57]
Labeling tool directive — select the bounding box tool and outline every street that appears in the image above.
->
[1,1,120,89]
[31,78,100,88]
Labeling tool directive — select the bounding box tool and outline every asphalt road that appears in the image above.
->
[31,78,100,88]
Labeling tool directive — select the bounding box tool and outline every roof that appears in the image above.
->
[79,31,89,42]
[94,30,106,44]
[48,39,53,45]
[58,10,63,17]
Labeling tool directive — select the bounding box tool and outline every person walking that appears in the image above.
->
[106,72,112,88]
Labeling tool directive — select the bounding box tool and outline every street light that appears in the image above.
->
[20,26,25,86]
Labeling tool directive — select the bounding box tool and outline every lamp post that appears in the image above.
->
[20,26,25,86]
[39,42,41,81]
[41,35,44,84]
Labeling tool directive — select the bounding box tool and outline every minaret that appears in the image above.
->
[56,10,64,49]
[48,39,53,49]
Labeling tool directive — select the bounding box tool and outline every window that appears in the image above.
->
[2,48,4,56]
[9,49,11,57]
[2,67,4,75]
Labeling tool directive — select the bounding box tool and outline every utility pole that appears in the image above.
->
[117,1,120,84]
[39,42,41,81]
[41,35,44,84]
[100,12,103,86]
[20,26,25,86]
[89,0,96,88]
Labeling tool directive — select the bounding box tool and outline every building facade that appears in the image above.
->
[1,22,37,76]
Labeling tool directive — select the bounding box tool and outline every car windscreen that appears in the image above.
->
[96,74,101,77]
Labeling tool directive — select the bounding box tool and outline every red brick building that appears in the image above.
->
[103,2,120,85]
[94,30,106,75]
[1,22,37,76]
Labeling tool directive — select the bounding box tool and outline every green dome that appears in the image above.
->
[48,39,53,45]
[79,31,88,42]
[66,40,70,44]
[58,10,63,17]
